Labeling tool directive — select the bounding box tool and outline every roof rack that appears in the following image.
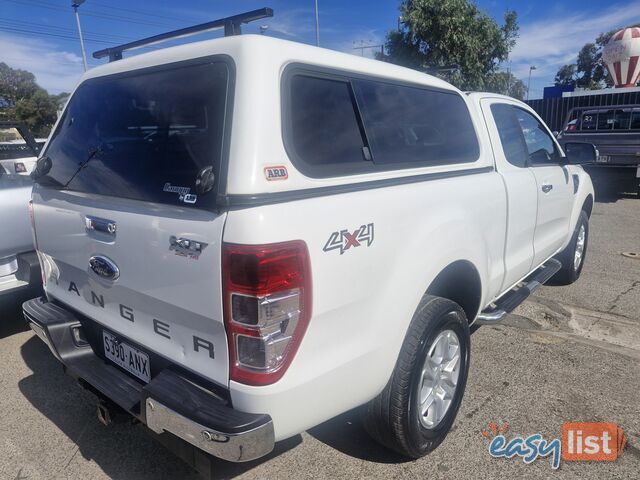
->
[93,7,273,62]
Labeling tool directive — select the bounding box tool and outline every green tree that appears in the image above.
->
[554,64,577,86]
[377,0,519,91]
[0,62,39,100]
[12,89,58,136]
[575,43,607,88]
[485,71,527,100]
[0,62,59,136]
[50,92,71,110]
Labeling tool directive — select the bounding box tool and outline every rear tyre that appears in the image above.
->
[551,210,589,285]
[362,295,470,458]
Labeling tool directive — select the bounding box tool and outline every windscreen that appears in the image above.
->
[40,61,230,209]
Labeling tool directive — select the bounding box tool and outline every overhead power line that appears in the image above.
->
[1,0,185,29]
[0,25,119,45]
[87,0,204,24]
[0,18,134,42]
[0,1,226,61]
[0,25,169,58]
[0,23,180,59]
[1,54,98,68]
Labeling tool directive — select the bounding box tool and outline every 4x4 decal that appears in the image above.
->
[323,223,374,255]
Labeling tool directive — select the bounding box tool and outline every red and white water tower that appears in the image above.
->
[603,27,640,88]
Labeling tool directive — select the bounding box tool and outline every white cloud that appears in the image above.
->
[1,33,84,94]
[509,0,640,95]
[258,8,384,59]
[261,8,316,40]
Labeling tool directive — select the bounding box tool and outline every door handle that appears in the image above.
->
[541,184,553,193]
[85,216,117,235]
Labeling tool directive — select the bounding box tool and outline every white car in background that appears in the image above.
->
[0,122,45,176]
[0,122,41,297]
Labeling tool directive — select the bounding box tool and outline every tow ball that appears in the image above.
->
[96,399,131,426]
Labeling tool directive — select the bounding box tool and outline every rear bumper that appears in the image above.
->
[23,297,275,462]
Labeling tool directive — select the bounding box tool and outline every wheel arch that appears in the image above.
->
[425,260,483,322]
[562,172,595,252]
[582,194,594,218]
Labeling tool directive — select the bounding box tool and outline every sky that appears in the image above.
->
[1,0,640,99]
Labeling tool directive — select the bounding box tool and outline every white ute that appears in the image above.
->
[24,10,596,465]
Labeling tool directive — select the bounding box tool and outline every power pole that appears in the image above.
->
[353,42,384,57]
[72,0,88,71]
[314,0,320,46]
[527,65,536,101]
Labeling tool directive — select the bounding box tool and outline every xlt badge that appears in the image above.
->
[170,236,208,260]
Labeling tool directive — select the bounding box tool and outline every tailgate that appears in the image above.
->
[29,58,234,386]
[33,189,229,386]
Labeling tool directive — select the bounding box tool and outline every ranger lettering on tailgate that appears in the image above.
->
[63,280,215,359]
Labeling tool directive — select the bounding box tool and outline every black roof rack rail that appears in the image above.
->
[93,7,273,62]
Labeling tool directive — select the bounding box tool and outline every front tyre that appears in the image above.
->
[363,295,470,458]
[551,210,589,285]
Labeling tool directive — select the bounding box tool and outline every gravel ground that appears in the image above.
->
[1,195,638,480]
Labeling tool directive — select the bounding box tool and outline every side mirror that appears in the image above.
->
[564,142,598,165]
[31,156,52,179]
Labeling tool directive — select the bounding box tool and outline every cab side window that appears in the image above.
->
[490,103,529,168]
[513,108,560,165]
[284,66,480,178]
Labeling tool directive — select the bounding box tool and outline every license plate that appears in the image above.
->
[596,155,610,163]
[103,331,151,383]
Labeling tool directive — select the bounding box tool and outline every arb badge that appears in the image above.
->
[264,166,288,181]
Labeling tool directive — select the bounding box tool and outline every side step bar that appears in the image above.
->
[475,258,562,325]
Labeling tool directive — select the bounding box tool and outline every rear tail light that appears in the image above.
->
[223,240,312,385]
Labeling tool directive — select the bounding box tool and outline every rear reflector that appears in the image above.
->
[28,199,45,286]
[28,199,38,249]
[223,241,312,386]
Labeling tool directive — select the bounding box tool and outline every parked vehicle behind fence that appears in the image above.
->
[557,106,640,196]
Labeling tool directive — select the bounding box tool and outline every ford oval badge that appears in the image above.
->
[89,255,120,281]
